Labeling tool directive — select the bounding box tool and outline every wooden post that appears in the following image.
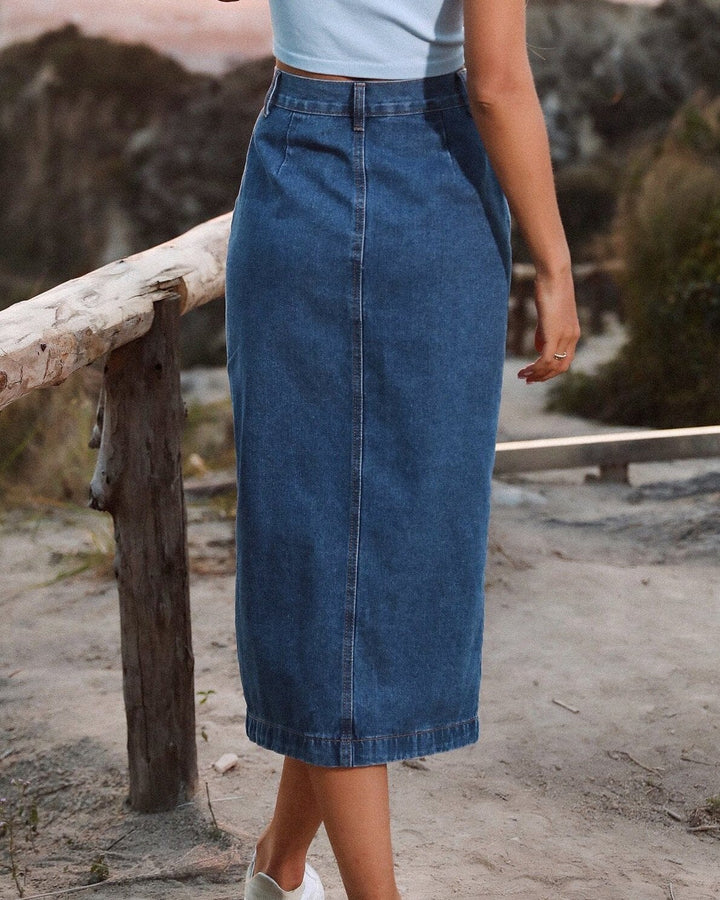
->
[89,297,198,812]
[507,271,533,357]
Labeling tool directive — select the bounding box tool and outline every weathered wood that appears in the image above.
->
[89,298,197,812]
[597,462,630,484]
[511,260,624,282]
[0,212,231,411]
[507,275,533,356]
[494,426,720,475]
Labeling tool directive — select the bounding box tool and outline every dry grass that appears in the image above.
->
[0,367,235,510]
[0,366,102,507]
[182,399,236,478]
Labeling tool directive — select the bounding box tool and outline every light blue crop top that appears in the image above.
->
[268,0,465,80]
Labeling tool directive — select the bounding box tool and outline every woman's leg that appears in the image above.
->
[253,757,323,890]
[253,758,401,899]
[305,763,401,900]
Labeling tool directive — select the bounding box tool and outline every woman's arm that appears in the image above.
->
[464,0,580,382]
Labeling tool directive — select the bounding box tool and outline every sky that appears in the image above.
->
[1,0,661,75]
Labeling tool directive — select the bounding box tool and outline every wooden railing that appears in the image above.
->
[2,214,719,812]
[495,428,720,482]
[1,213,231,813]
[0,213,230,407]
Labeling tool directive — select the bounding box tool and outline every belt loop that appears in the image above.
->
[263,68,281,117]
[353,82,366,132]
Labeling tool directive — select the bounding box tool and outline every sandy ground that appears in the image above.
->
[2,331,720,899]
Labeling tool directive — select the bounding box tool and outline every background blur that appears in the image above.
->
[1,0,719,500]
[1,0,273,75]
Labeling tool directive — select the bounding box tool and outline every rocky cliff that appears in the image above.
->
[529,0,720,162]
[0,27,272,294]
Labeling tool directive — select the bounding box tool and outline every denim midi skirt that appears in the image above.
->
[225,68,511,767]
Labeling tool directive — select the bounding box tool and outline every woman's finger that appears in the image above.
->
[517,341,576,382]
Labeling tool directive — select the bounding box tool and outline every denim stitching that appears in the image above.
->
[273,99,465,117]
[340,82,367,766]
[247,712,478,744]
[275,112,295,176]
[262,67,281,117]
[433,109,460,182]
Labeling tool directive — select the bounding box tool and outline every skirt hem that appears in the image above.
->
[246,713,479,767]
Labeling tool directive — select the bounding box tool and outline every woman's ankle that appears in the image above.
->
[253,830,307,892]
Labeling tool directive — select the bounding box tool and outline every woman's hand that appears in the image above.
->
[517,269,580,383]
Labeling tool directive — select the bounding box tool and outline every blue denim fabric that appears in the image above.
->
[225,69,510,767]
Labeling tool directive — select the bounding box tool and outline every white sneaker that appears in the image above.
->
[244,851,325,900]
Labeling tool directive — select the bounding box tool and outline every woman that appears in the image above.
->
[221,0,580,897]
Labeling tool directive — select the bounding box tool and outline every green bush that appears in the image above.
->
[549,96,720,427]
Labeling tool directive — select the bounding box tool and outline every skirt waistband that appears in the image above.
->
[263,67,469,118]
